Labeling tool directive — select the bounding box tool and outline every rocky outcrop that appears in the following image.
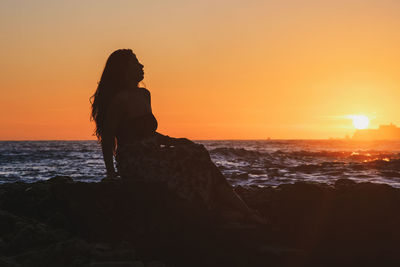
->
[1,177,400,266]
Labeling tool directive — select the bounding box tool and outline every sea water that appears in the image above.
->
[1,140,400,187]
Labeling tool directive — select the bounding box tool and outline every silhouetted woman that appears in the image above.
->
[90,49,265,224]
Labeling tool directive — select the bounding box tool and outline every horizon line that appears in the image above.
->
[0,138,373,142]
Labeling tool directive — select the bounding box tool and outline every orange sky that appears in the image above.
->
[1,0,399,140]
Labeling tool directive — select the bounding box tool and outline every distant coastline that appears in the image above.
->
[353,123,400,141]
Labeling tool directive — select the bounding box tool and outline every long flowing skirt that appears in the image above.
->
[115,134,231,209]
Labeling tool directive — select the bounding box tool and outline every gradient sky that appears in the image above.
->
[1,0,399,140]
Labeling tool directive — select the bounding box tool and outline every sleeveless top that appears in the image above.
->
[116,113,158,143]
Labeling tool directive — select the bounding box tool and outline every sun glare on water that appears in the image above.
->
[351,115,370,129]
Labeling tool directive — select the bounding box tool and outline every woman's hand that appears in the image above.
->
[102,170,121,182]
[155,132,193,146]
[175,137,193,146]
[107,170,118,178]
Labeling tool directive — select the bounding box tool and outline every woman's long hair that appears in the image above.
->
[90,49,135,142]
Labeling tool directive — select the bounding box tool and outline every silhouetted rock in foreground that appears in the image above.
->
[1,176,400,266]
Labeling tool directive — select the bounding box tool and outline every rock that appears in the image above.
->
[1,177,400,266]
[89,242,135,262]
[90,262,136,267]
[132,261,145,267]
[0,256,19,267]
[47,176,74,184]
[93,243,112,252]
[334,178,356,189]
[145,261,166,267]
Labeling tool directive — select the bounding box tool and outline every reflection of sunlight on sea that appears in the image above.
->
[199,140,400,188]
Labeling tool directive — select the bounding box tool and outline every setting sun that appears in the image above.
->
[351,115,370,130]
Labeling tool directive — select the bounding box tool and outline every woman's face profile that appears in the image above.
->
[128,54,144,83]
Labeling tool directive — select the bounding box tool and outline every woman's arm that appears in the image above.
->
[101,137,116,177]
[101,97,124,177]
[155,132,193,146]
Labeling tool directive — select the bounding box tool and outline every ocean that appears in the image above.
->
[1,140,400,187]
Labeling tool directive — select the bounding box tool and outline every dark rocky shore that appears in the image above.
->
[1,177,400,267]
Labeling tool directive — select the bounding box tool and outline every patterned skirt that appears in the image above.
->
[115,134,231,209]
